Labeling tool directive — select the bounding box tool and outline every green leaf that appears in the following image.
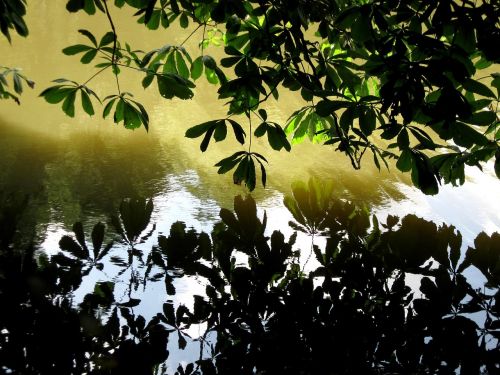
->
[204,67,218,84]
[103,97,116,118]
[175,50,190,79]
[62,44,93,55]
[81,90,95,116]
[200,127,215,152]
[147,10,161,30]
[246,157,256,191]
[227,119,246,144]
[291,112,311,144]
[336,64,360,93]
[141,50,157,68]
[185,120,217,138]
[492,76,500,95]
[202,55,217,70]
[161,10,170,28]
[191,56,203,80]
[258,159,267,187]
[213,122,227,142]
[142,73,155,88]
[411,152,439,195]
[114,98,125,123]
[462,79,496,99]
[254,122,267,137]
[179,13,189,28]
[454,23,476,54]
[80,49,98,64]
[215,152,246,174]
[285,109,307,136]
[463,111,496,126]
[99,31,115,47]
[315,100,350,117]
[351,12,371,43]
[396,149,413,172]
[164,52,177,74]
[62,90,77,117]
[339,106,354,132]
[266,127,282,151]
[359,107,376,136]
[78,29,98,47]
[13,74,22,94]
[123,102,142,129]
[453,122,488,148]
[157,74,194,100]
[40,86,72,104]
[381,123,402,140]
[233,157,248,186]
[409,127,436,149]
[220,56,241,68]
[83,0,97,15]
[129,99,149,131]
[397,128,410,149]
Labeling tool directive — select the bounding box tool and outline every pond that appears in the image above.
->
[1,3,499,374]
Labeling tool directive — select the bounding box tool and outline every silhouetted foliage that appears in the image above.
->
[0,0,33,103]
[2,1,499,191]
[1,185,499,374]
[0,0,27,42]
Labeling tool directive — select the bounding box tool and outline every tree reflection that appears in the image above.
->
[1,182,499,374]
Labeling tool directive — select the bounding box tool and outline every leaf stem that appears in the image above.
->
[114,71,121,95]
[248,111,253,153]
[180,24,202,47]
[103,0,118,64]
[201,23,207,56]
[82,65,111,86]
[103,0,121,94]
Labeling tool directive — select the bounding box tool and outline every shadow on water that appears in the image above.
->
[1,178,499,374]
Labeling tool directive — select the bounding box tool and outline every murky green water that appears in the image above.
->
[0,2,499,252]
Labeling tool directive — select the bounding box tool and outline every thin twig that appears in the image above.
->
[248,75,282,111]
[82,65,111,86]
[103,0,118,64]
[201,23,207,56]
[103,0,121,94]
[114,72,121,95]
[180,24,202,47]
[248,111,253,153]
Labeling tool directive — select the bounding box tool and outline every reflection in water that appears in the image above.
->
[1,192,498,374]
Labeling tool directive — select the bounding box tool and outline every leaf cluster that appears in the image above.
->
[30,0,500,191]
[0,0,28,41]
[98,0,500,193]
[0,66,34,103]
[40,78,100,117]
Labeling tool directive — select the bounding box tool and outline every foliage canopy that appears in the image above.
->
[1,0,500,192]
